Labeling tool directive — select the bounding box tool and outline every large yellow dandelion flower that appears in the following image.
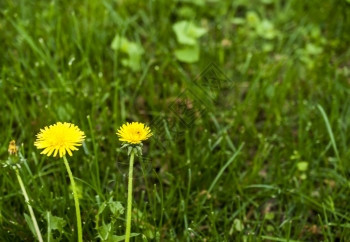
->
[116,122,152,144]
[34,122,85,157]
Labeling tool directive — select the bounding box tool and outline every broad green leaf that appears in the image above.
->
[290,150,300,160]
[49,214,66,232]
[300,173,307,180]
[173,21,206,45]
[265,212,275,220]
[127,54,143,72]
[233,218,244,232]
[98,223,112,241]
[266,225,274,232]
[109,201,124,216]
[246,11,260,26]
[231,17,245,25]
[69,183,83,199]
[47,211,66,242]
[297,161,309,171]
[111,35,144,56]
[127,42,144,55]
[174,45,200,63]
[111,35,144,71]
[256,20,278,39]
[305,43,323,55]
[178,7,196,18]
[111,35,129,52]
[143,229,154,239]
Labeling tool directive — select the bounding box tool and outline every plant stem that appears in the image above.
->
[63,156,83,242]
[125,149,135,242]
[15,169,44,242]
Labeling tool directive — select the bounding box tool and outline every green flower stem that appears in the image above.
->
[15,169,44,242]
[125,149,135,242]
[63,156,82,242]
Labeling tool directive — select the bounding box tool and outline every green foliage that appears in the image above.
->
[297,162,309,172]
[23,213,36,239]
[172,20,206,63]
[1,0,350,241]
[96,197,133,241]
[46,212,67,241]
[173,21,207,45]
[174,45,200,63]
[111,35,144,71]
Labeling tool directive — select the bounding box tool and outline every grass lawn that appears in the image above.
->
[1,0,350,241]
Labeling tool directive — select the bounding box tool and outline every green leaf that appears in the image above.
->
[49,215,66,232]
[136,146,143,156]
[121,143,130,149]
[173,21,206,45]
[127,41,144,55]
[69,183,83,199]
[23,213,36,238]
[46,211,66,242]
[98,201,108,215]
[174,45,200,63]
[266,225,274,232]
[125,54,142,72]
[98,223,112,241]
[305,43,323,55]
[231,17,245,25]
[246,11,260,26]
[127,146,133,156]
[111,35,129,52]
[297,161,309,171]
[111,35,144,56]
[300,173,307,180]
[111,35,144,71]
[109,201,124,216]
[256,20,278,39]
[143,229,154,239]
[290,150,300,160]
[233,218,244,232]
[265,212,275,220]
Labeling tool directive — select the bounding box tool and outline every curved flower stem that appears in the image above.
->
[63,156,82,242]
[125,149,135,242]
[15,169,44,242]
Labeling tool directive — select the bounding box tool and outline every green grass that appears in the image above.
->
[1,0,350,241]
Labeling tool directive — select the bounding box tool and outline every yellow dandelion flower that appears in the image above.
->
[116,122,152,144]
[8,140,18,156]
[34,122,85,158]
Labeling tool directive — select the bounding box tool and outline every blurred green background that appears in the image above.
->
[1,0,350,241]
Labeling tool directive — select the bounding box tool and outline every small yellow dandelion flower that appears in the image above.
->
[116,122,152,144]
[34,122,85,158]
[8,140,18,156]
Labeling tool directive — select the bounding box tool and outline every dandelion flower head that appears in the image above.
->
[116,122,152,144]
[34,122,85,158]
[8,140,18,156]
